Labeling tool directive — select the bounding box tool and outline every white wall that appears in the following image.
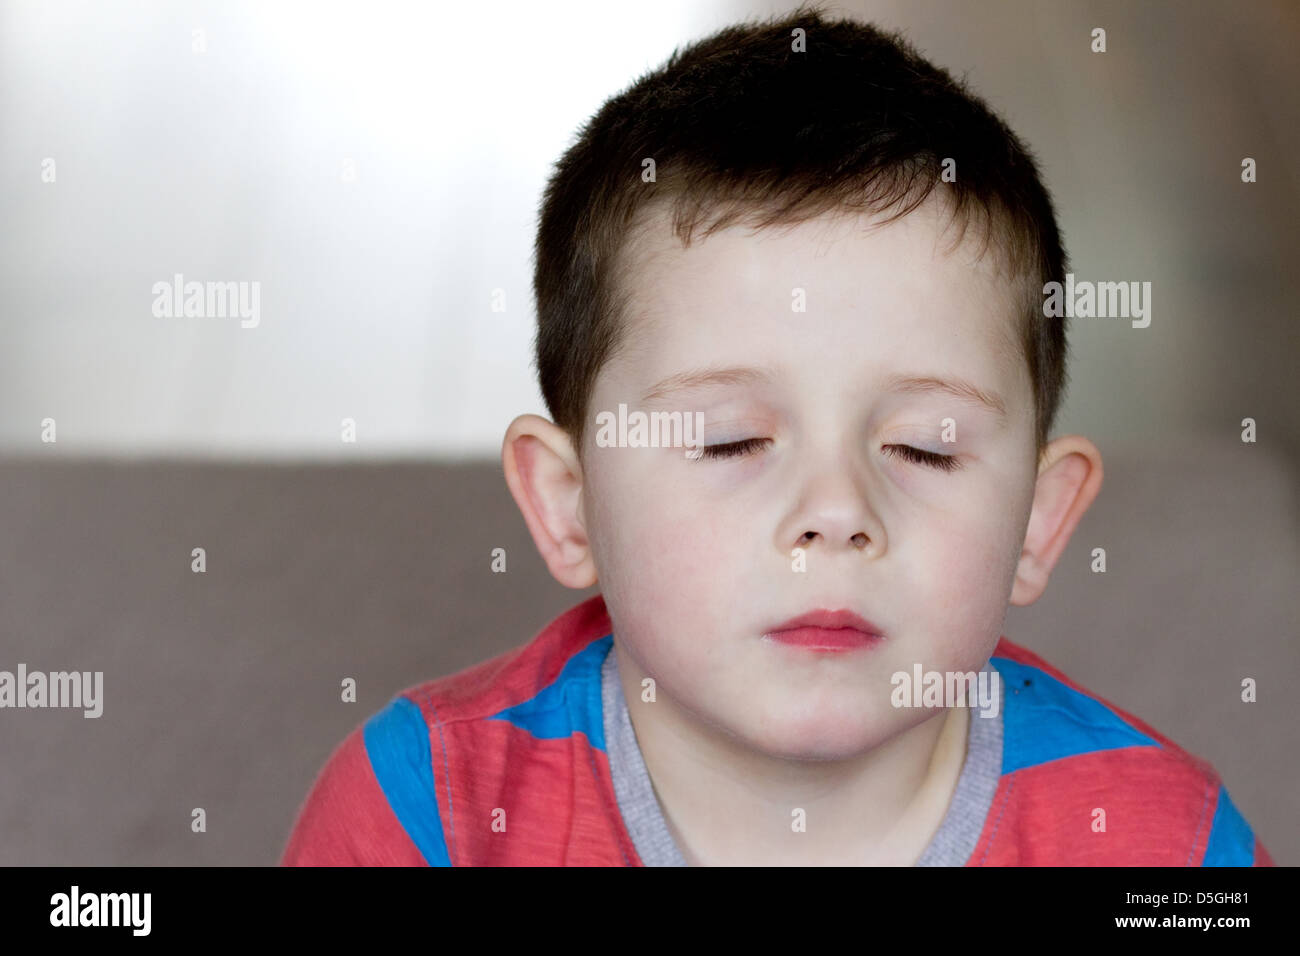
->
[3,0,1297,462]
[0,0,725,458]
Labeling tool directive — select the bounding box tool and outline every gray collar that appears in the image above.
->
[600,642,1003,865]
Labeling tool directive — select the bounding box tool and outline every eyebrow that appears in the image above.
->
[640,365,777,405]
[883,373,1008,420]
[639,364,1007,420]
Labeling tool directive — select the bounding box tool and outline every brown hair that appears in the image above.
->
[533,2,1069,455]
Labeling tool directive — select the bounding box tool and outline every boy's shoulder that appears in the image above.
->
[281,594,628,866]
[396,592,615,729]
[279,597,1272,866]
[983,636,1273,866]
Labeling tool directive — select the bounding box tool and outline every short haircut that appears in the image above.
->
[533,2,1069,456]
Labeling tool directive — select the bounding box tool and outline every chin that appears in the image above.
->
[741,706,901,762]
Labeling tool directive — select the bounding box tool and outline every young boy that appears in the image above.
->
[281,5,1273,866]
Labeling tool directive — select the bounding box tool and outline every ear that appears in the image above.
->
[1009,435,1104,606]
[501,414,597,589]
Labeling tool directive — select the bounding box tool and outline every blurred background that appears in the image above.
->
[1,0,1296,864]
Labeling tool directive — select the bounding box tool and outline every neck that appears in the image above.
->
[616,642,970,866]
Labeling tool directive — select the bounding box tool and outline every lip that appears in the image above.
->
[763,609,885,652]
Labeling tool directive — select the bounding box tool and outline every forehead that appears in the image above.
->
[609,198,1025,391]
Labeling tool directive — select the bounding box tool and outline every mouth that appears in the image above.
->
[762,609,885,652]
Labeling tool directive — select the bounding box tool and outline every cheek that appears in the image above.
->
[587,486,742,696]
[916,502,1022,663]
[585,455,739,617]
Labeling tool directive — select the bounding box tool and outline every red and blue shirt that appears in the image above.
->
[281,594,1274,866]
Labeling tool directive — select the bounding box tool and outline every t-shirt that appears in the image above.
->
[280,594,1274,866]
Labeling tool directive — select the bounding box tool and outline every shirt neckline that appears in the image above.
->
[600,640,1004,865]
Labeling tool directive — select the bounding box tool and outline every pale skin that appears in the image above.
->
[503,197,1103,865]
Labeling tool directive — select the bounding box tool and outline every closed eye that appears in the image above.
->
[691,439,959,470]
[883,444,962,472]
[695,437,772,460]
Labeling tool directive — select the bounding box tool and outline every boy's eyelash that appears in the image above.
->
[696,437,772,460]
[883,444,962,471]
[693,439,961,472]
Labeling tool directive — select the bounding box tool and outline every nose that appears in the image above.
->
[775,461,886,558]
[796,528,872,551]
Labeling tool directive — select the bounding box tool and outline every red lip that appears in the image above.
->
[764,609,885,652]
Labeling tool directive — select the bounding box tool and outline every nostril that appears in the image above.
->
[801,531,817,543]
[850,532,869,549]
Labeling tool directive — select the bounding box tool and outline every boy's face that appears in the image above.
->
[578,199,1041,760]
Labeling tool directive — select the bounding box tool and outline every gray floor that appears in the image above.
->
[1,438,1294,865]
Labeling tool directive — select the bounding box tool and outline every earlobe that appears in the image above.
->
[1009,435,1104,606]
[501,414,598,589]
